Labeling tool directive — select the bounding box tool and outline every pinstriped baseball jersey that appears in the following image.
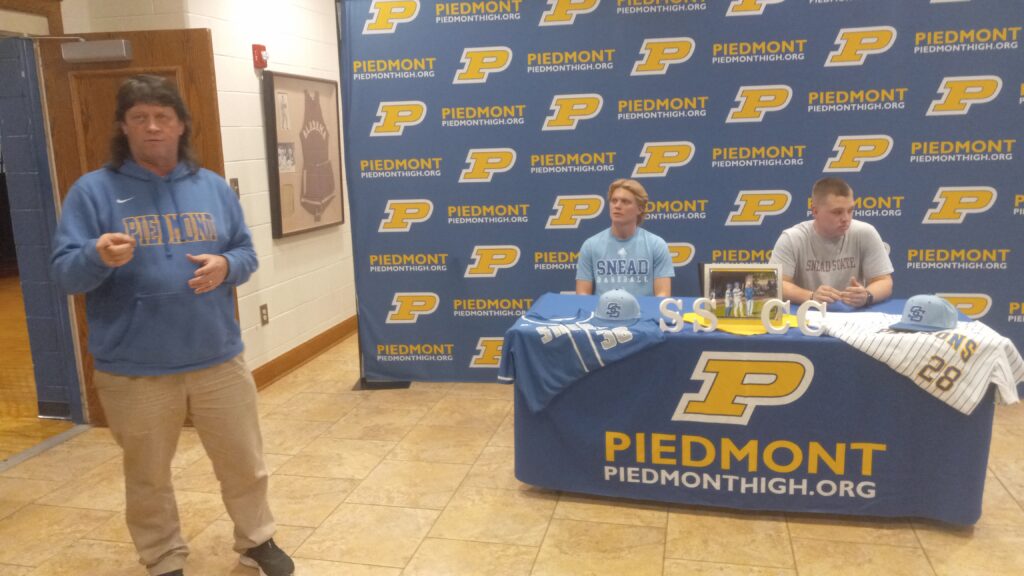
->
[823,313,1023,414]
[498,310,666,413]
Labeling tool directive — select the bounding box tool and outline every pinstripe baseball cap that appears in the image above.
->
[594,289,641,326]
[890,295,959,332]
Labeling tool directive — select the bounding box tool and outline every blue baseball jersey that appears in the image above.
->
[498,310,666,412]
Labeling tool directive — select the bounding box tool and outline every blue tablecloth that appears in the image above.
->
[510,294,994,525]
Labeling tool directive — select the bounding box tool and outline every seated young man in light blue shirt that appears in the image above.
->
[575,178,674,297]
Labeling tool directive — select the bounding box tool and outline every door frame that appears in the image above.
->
[36,28,225,425]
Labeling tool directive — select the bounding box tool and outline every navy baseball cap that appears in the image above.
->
[593,289,641,326]
[890,295,959,332]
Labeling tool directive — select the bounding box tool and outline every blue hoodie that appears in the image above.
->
[51,160,258,376]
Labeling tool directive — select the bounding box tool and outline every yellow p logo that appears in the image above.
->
[726,85,792,123]
[927,76,1003,116]
[726,190,792,226]
[546,195,605,229]
[363,0,420,34]
[454,46,513,84]
[922,186,997,224]
[459,148,517,183]
[824,135,893,172]
[470,337,504,368]
[825,26,897,66]
[668,243,695,267]
[465,246,521,277]
[387,292,439,324]
[379,199,433,232]
[726,0,785,16]
[673,352,814,425]
[539,0,600,26]
[543,94,603,131]
[371,101,426,136]
[936,293,992,320]
[632,141,695,178]
[632,37,695,76]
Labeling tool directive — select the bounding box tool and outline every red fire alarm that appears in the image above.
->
[252,44,268,69]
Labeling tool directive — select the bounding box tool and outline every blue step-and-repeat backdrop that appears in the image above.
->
[339,0,1024,382]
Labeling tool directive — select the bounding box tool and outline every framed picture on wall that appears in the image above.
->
[703,263,782,320]
[261,71,345,238]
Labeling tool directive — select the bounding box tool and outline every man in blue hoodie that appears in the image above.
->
[51,76,293,576]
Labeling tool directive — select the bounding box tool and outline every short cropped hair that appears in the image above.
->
[607,178,649,225]
[110,74,197,170]
[811,176,853,206]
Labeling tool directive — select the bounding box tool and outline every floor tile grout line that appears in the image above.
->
[328,381,445,566]
[0,424,92,474]
[383,413,501,569]
[397,534,546,572]
[785,532,932,549]
[988,463,1024,513]
[277,517,317,561]
[552,512,669,531]
[527,489,562,575]
[411,389,528,567]
[666,556,802,572]
[423,534,542,549]
[658,509,797,571]
[785,514,802,576]
[911,521,944,576]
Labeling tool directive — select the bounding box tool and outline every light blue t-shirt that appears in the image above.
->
[576,227,674,297]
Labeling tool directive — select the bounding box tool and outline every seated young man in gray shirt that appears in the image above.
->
[769,177,894,308]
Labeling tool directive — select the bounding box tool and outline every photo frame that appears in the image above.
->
[703,263,782,320]
[261,71,344,238]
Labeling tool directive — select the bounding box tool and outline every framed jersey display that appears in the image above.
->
[703,263,782,320]
[261,71,345,237]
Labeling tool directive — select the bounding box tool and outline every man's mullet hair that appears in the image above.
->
[109,74,198,171]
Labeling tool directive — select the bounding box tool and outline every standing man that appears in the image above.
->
[576,178,674,297]
[769,177,893,307]
[50,76,293,576]
[744,277,755,317]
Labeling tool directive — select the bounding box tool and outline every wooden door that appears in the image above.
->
[38,29,224,425]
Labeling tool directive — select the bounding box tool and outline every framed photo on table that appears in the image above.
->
[261,71,345,238]
[703,263,782,319]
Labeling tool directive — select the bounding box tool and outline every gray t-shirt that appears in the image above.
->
[769,220,893,291]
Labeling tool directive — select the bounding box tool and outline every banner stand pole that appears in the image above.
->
[354,377,410,390]
[337,4,407,392]
[351,311,410,390]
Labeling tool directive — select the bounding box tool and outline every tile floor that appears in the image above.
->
[0,274,76,460]
[1,334,1023,575]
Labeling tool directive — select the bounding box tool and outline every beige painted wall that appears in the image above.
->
[0,9,50,35]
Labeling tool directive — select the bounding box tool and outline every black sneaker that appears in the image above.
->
[158,571,184,576]
[240,538,295,576]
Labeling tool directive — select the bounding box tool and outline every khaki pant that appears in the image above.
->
[95,355,275,575]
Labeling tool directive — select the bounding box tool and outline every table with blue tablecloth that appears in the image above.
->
[505,293,1002,525]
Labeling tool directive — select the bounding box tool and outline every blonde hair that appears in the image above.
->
[607,178,649,225]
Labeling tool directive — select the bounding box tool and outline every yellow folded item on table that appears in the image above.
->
[682,313,800,336]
